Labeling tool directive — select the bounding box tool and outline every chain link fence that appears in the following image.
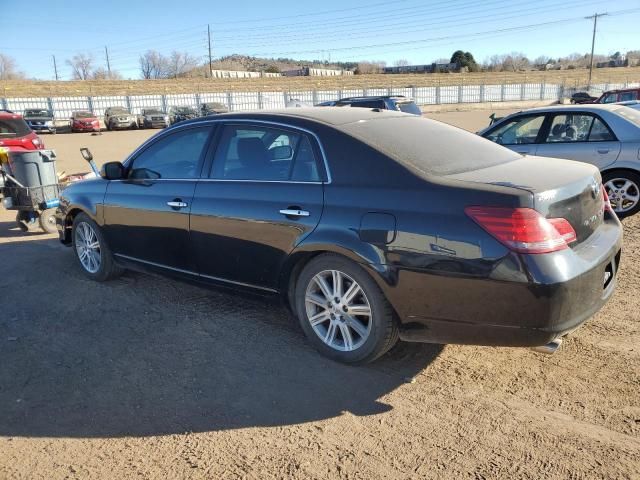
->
[2,81,638,119]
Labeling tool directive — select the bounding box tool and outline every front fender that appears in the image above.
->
[56,179,108,243]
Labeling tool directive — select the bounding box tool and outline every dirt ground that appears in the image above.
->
[0,110,638,480]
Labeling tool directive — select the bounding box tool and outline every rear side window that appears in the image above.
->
[619,91,638,101]
[0,118,31,137]
[211,125,321,182]
[129,127,211,180]
[545,114,614,142]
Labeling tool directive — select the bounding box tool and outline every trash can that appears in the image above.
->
[6,150,58,187]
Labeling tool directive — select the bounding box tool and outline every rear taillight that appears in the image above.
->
[465,206,577,254]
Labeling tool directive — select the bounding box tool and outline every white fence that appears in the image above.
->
[2,81,638,119]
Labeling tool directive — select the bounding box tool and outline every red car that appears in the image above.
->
[71,111,101,132]
[0,110,44,151]
[595,87,639,104]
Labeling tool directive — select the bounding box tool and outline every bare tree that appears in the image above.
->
[393,59,410,67]
[503,52,530,72]
[139,50,170,79]
[167,51,199,78]
[354,60,386,74]
[66,53,94,80]
[92,67,122,80]
[0,53,25,80]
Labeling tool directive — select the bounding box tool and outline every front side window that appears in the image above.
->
[211,125,321,182]
[545,114,614,143]
[485,115,545,145]
[129,127,211,180]
[601,93,618,104]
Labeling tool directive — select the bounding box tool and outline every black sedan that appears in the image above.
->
[56,108,622,364]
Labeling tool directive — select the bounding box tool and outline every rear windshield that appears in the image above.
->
[615,106,640,127]
[0,118,31,137]
[341,116,520,176]
[397,101,422,115]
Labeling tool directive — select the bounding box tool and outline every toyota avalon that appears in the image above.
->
[56,108,622,364]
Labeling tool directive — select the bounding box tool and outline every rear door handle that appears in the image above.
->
[279,209,310,218]
[167,200,188,209]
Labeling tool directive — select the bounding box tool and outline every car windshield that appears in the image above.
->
[25,109,51,117]
[111,108,129,114]
[397,101,422,115]
[174,107,196,114]
[0,118,31,137]
[145,109,163,115]
[614,106,640,128]
[73,111,94,118]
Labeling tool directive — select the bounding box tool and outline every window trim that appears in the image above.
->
[121,118,332,184]
[540,111,618,144]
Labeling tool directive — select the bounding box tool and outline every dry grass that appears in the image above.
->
[2,67,639,98]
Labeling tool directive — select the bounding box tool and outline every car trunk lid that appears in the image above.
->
[447,155,605,245]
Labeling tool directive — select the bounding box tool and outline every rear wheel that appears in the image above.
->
[72,213,123,281]
[295,254,398,364]
[603,170,640,218]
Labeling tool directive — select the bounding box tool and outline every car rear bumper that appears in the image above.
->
[373,219,623,347]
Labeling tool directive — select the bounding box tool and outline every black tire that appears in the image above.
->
[16,211,40,233]
[106,121,112,131]
[71,213,123,281]
[294,254,398,364]
[39,208,57,234]
[602,170,640,219]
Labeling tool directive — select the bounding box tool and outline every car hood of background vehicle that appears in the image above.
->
[25,116,54,121]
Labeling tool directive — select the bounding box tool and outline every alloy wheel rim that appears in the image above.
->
[75,222,101,273]
[605,178,640,213]
[304,269,372,352]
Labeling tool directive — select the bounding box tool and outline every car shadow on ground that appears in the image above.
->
[0,230,443,438]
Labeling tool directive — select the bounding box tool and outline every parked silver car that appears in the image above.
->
[479,104,640,217]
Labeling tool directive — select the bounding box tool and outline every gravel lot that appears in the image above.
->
[1,111,638,479]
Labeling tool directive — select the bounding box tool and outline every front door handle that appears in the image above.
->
[167,200,188,209]
[279,209,310,218]
[597,148,610,154]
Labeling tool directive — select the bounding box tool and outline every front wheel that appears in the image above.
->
[295,254,398,364]
[72,213,123,281]
[603,170,640,218]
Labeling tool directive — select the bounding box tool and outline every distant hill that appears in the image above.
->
[189,54,357,75]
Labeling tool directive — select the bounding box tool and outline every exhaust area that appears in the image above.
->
[531,338,563,354]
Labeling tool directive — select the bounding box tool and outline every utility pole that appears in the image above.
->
[52,55,59,81]
[586,12,608,89]
[105,46,111,77]
[207,24,213,78]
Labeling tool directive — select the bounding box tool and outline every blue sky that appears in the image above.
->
[1,0,639,80]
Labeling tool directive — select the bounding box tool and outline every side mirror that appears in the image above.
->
[100,161,126,180]
[80,147,93,162]
[270,145,293,160]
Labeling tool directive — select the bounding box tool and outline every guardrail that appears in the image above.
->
[2,81,638,119]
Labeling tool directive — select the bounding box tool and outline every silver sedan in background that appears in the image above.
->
[479,104,640,217]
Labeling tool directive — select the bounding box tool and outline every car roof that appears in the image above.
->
[192,107,409,127]
[511,104,627,114]
[338,95,409,102]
